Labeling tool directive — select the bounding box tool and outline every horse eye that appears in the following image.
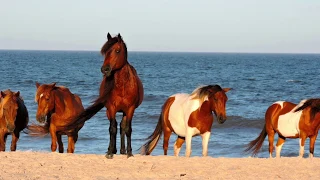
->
[116,49,120,53]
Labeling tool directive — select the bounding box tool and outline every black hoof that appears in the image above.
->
[127,153,134,158]
[105,153,114,159]
[120,149,126,155]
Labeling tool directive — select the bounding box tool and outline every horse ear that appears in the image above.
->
[36,82,41,89]
[107,33,112,40]
[118,33,122,41]
[51,82,57,88]
[223,88,232,93]
[0,91,6,98]
[15,91,20,97]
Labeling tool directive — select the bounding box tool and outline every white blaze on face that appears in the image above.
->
[277,100,307,137]
[40,93,44,99]
[168,93,202,137]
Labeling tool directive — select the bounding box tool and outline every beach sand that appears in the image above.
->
[0,152,319,180]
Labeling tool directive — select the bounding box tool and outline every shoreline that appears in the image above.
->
[0,151,319,179]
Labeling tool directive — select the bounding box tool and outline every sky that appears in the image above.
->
[0,0,319,53]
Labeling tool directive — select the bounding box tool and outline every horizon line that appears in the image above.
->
[0,48,319,55]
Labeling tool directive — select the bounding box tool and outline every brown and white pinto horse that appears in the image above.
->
[245,99,320,158]
[61,33,143,158]
[140,85,230,157]
[0,90,29,151]
[28,83,84,153]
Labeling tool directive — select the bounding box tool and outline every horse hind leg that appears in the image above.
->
[174,136,185,156]
[275,135,286,158]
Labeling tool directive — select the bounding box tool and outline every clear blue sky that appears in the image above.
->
[1,0,319,53]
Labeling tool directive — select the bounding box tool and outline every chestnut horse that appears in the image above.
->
[28,83,84,153]
[61,33,143,158]
[245,99,320,158]
[0,90,29,151]
[140,85,230,157]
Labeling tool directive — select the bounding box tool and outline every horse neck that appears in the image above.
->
[51,90,67,116]
[199,100,213,114]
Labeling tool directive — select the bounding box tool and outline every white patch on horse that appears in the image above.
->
[168,93,201,137]
[273,101,285,108]
[40,93,44,99]
[277,99,307,137]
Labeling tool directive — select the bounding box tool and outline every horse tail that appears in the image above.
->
[140,113,163,155]
[244,125,267,156]
[25,123,50,137]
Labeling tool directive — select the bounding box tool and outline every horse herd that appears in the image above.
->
[1,33,320,159]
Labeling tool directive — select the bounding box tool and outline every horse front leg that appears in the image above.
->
[49,125,58,152]
[0,133,6,151]
[10,131,20,151]
[120,114,127,155]
[57,134,64,153]
[201,132,211,156]
[299,134,307,158]
[124,108,135,158]
[185,128,193,157]
[309,134,318,158]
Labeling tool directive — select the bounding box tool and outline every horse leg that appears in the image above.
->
[120,114,127,155]
[57,134,64,153]
[67,134,75,153]
[174,136,185,156]
[201,132,211,156]
[275,135,286,158]
[266,129,275,158]
[124,108,135,158]
[299,134,307,158]
[49,125,58,152]
[185,128,193,157]
[10,131,20,151]
[163,120,172,155]
[309,134,318,158]
[0,133,6,151]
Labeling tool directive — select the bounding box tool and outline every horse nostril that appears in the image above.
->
[101,66,112,76]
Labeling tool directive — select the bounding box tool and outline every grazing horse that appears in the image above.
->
[0,90,29,151]
[140,85,230,157]
[245,99,320,158]
[28,82,84,153]
[61,33,143,158]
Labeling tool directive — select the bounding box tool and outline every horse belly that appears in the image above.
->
[277,111,302,137]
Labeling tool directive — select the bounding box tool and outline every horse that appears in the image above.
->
[140,85,230,157]
[60,33,143,158]
[27,82,84,153]
[245,99,320,158]
[0,89,29,151]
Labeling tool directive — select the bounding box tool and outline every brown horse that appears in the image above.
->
[61,33,143,158]
[28,82,84,153]
[245,99,320,158]
[0,89,29,151]
[140,85,230,157]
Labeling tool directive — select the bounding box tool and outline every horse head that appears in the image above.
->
[100,33,128,77]
[207,85,231,124]
[35,82,56,123]
[0,90,20,133]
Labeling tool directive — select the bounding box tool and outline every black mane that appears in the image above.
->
[295,99,320,120]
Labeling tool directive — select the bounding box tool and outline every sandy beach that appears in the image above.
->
[0,152,319,180]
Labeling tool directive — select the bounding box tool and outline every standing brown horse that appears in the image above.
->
[61,33,143,158]
[245,99,320,158]
[0,89,29,151]
[28,83,84,153]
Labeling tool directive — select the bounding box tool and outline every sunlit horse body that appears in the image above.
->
[28,83,84,153]
[0,90,29,151]
[140,85,230,157]
[62,33,143,158]
[245,99,320,158]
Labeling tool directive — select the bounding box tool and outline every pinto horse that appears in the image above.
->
[140,85,230,157]
[0,90,29,151]
[27,83,84,153]
[61,33,143,158]
[245,99,320,158]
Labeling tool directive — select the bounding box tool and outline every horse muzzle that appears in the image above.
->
[217,116,227,124]
[101,65,112,77]
[36,115,47,124]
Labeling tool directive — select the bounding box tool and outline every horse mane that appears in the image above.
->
[191,85,223,106]
[295,99,320,120]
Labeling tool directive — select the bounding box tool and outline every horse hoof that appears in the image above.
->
[127,153,134,158]
[120,150,126,155]
[105,153,114,159]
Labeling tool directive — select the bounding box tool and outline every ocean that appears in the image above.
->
[0,50,320,158]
